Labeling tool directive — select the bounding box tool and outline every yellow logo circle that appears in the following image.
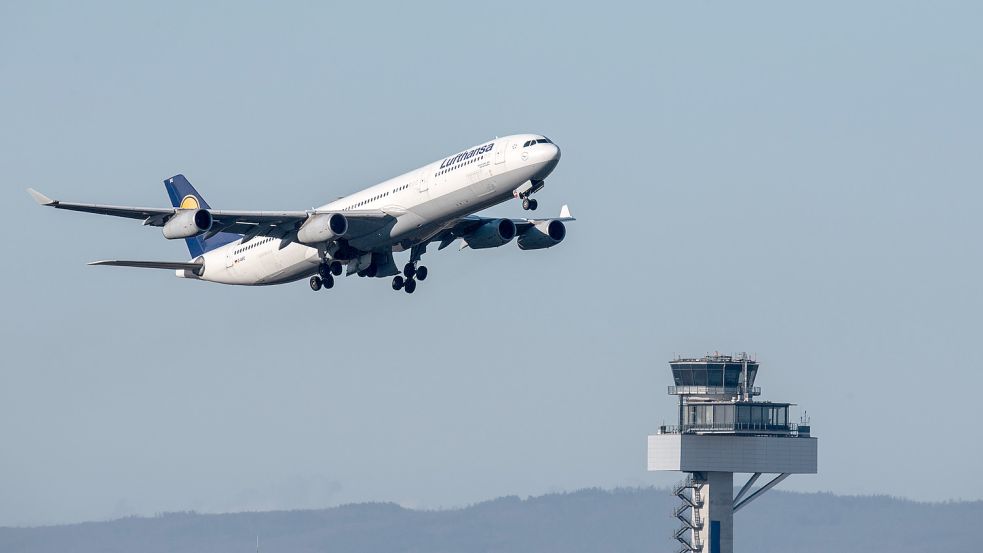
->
[180,195,199,209]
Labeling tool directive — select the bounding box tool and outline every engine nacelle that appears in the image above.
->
[517,220,566,250]
[464,218,516,249]
[297,212,349,245]
[163,209,212,239]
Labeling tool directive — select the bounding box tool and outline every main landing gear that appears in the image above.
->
[518,179,545,211]
[310,275,334,291]
[392,261,427,294]
[310,260,343,292]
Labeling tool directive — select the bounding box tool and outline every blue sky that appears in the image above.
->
[1,1,981,526]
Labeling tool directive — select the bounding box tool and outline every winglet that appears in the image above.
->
[27,188,55,206]
[560,204,572,218]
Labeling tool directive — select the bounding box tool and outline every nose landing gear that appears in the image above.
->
[518,179,544,210]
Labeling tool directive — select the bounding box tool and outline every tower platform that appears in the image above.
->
[649,433,817,474]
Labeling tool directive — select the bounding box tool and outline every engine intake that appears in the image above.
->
[163,209,212,239]
[297,212,349,245]
[464,218,517,249]
[517,220,566,250]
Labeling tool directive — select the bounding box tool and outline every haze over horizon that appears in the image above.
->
[2,1,981,526]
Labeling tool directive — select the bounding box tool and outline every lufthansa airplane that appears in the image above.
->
[28,134,571,294]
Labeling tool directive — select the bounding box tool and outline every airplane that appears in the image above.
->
[27,133,572,294]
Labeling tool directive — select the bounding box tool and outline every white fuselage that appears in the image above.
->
[186,134,560,285]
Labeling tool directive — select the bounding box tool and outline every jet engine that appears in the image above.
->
[517,220,566,250]
[297,212,349,245]
[163,209,212,239]
[463,218,516,249]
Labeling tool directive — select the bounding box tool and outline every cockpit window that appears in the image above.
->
[524,138,553,147]
[522,137,553,148]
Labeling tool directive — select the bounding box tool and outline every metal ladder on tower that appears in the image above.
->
[671,477,705,553]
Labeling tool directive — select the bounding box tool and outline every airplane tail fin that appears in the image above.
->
[163,175,240,258]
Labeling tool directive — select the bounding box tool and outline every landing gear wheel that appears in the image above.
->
[527,198,538,211]
[309,276,322,291]
[522,198,531,210]
[322,274,334,289]
[366,264,378,278]
[318,264,331,279]
[330,260,343,276]
[403,278,417,294]
[415,265,428,281]
[403,262,416,279]
[392,275,405,290]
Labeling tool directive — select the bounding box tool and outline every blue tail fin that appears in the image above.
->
[164,175,241,258]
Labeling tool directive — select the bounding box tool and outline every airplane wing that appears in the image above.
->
[433,204,576,250]
[27,188,391,242]
[27,188,174,221]
[510,203,575,232]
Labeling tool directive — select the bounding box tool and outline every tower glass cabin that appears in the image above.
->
[649,353,817,553]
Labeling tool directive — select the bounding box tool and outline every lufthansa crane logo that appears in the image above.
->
[179,195,200,209]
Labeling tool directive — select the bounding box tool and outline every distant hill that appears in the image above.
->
[1,488,978,553]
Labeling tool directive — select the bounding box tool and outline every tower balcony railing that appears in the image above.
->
[658,422,799,435]
[668,385,761,396]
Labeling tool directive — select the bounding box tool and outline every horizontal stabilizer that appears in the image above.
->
[89,260,204,272]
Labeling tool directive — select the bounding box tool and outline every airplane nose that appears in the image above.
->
[530,143,561,181]
[548,143,561,161]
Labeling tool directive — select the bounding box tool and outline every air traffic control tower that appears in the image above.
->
[648,353,817,553]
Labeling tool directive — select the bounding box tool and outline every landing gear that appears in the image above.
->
[403,262,428,280]
[398,262,426,293]
[396,245,427,294]
[310,274,333,291]
[316,259,343,287]
[518,179,544,210]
